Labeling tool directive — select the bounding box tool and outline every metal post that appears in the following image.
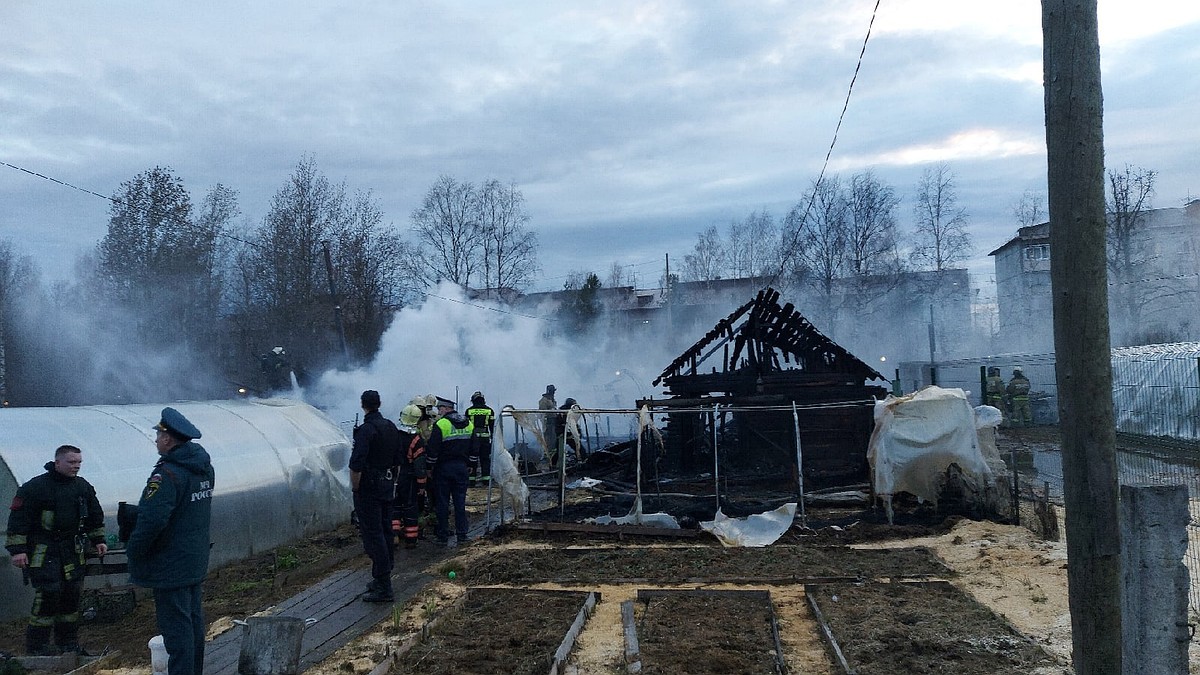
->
[928,304,937,386]
[1010,445,1020,526]
[712,404,720,514]
[635,407,645,525]
[792,402,806,525]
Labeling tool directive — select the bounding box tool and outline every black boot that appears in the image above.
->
[54,622,81,654]
[362,579,393,603]
[26,625,54,656]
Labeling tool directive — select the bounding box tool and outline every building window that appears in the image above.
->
[1023,244,1050,261]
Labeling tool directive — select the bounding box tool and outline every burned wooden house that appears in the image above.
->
[648,288,888,489]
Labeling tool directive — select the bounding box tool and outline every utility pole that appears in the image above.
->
[322,240,351,367]
[927,304,937,386]
[1043,1,1121,672]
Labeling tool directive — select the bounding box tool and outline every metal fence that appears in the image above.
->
[902,342,1200,438]
[902,344,1200,615]
[1013,440,1200,616]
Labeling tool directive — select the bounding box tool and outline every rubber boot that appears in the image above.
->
[54,621,81,653]
[362,578,393,603]
[26,625,54,656]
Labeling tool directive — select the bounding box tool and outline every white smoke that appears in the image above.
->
[306,281,671,429]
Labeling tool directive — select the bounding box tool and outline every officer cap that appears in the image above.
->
[361,390,381,408]
[154,407,202,440]
[546,384,556,393]
[435,396,456,410]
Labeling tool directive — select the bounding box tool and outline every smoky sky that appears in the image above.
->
[1,1,1198,292]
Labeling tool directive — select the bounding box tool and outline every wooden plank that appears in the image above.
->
[203,568,432,675]
[298,572,433,671]
[621,600,640,669]
[550,591,597,675]
[636,588,769,602]
[804,586,856,675]
[508,521,698,538]
[64,650,120,675]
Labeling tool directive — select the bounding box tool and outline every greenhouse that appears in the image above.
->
[0,398,352,621]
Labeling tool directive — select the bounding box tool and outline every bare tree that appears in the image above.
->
[409,175,483,288]
[1105,164,1158,344]
[333,190,410,359]
[681,225,727,282]
[910,163,971,271]
[98,166,225,353]
[846,170,901,276]
[477,179,539,291]
[789,175,849,296]
[244,156,352,370]
[0,240,37,404]
[727,210,778,278]
[1012,189,1046,228]
[606,261,638,289]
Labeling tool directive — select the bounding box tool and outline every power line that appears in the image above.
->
[766,0,883,289]
[2,161,114,203]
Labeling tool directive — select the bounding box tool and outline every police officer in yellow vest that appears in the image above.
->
[1007,368,1033,427]
[426,397,474,547]
[465,391,495,486]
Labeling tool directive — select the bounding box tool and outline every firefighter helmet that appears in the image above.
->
[400,404,422,427]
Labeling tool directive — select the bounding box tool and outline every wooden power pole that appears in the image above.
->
[1042,1,1122,671]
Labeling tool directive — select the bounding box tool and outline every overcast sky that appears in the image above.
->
[2,1,1198,292]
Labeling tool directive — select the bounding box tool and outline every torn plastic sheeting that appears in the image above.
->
[868,386,994,505]
[588,512,681,528]
[566,477,603,489]
[587,498,681,529]
[700,503,798,547]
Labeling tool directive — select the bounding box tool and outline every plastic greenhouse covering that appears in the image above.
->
[0,398,352,621]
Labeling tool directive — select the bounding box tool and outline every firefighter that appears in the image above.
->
[538,385,558,467]
[1007,368,1033,427]
[465,391,495,486]
[6,445,108,655]
[427,397,474,547]
[408,393,438,441]
[985,367,1006,415]
[393,404,427,549]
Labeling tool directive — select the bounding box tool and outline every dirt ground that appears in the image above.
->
[3,426,1198,674]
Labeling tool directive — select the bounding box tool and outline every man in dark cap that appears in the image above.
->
[426,396,474,547]
[127,407,214,675]
[350,390,401,602]
[6,444,108,655]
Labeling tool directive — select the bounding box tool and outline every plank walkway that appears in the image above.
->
[202,543,457,674]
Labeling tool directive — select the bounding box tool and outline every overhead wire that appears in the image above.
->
[765,0,883,291]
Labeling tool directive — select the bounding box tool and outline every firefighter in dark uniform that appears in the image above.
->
[6,444,108,655]
[465,391,495,486]
[350,390,401,602]
[393,404,428,549]
[985,367,1006,415]
[427,397,474,547]
[127,408,214,675]
[1007,368,1033,427]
